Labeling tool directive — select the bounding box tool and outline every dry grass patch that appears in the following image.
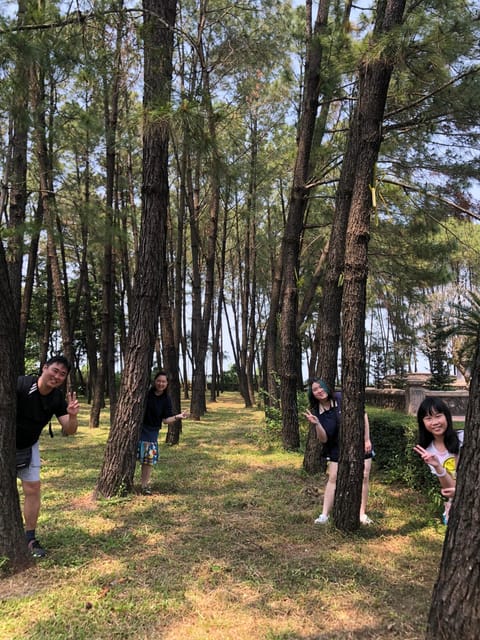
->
[1,392,445,640]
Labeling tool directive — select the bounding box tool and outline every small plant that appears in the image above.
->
[423,310,454,390]
[0,555,9,575]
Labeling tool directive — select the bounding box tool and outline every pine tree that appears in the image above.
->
[423,310,453,390]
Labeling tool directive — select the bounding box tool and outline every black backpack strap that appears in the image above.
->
[18,375,37,395]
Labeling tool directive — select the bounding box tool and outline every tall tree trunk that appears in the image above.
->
[72,137,98,401]
[425,337,480,638]
[90,16,123,427]
[210,195,229,403]
[0,0,31,558]
[0,240,32,572]
[174,152,188,399]
[189,7,220,420]
[263,287,281,408]
[95,0,177,497]
[161,262,183,445]
[30,60,74,368]
[260,178,286,408]
[40,256,53,365]
[278,0,330,450]
[243,114,259,407]
[228,181,255,407]
[19,201,43,370]
[334,0,407,531]
[5,0,29,373]
[303,126,358,470]
[302,0,357,473]
[188,161,205,417]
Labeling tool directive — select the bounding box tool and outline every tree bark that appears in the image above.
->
[302,0,358,473]
[209,196,229,404]
[95,0,177,496]
[278,0,330,450]
[189,8,221,420]
[0,242,32,572]
[90,16,124,427]
[161,262,183,446]
[5,0,29,374]
[334,0,407,531]
[30,58,74,369]
[19,201,43,372]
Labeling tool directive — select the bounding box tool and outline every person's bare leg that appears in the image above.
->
[360,458,372,521]
[141,464,153,490]
[321,461,338,517]
[22,480,41,531]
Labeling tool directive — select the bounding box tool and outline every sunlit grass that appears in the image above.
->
[1,393,445,639]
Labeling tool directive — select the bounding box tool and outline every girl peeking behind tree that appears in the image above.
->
[413,397,463,524]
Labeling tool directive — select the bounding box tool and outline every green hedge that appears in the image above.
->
[368,406,441,501]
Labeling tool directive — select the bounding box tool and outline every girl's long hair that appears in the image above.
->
[417,397,460,453]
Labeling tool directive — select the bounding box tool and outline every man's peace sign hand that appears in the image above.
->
[67,391,80,416]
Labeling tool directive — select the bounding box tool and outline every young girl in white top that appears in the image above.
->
[413,397,463,523]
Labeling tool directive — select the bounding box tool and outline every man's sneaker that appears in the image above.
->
[28,539,47,558]
[314,514,329,525]
[360,514,373,525]
[141,486,152,495]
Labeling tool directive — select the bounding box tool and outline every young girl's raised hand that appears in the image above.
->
[413,444,440,467]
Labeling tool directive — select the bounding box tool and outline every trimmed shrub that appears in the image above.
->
[368,406,442,503]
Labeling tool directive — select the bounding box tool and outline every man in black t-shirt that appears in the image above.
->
[16,355,79,558]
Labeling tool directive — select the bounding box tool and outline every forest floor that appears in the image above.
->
[0,392,446,640]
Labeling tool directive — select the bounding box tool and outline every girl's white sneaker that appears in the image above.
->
[360,514,373,525]
[314,514,329,524]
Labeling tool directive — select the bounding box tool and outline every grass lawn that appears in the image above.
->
[1,393,446,639]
